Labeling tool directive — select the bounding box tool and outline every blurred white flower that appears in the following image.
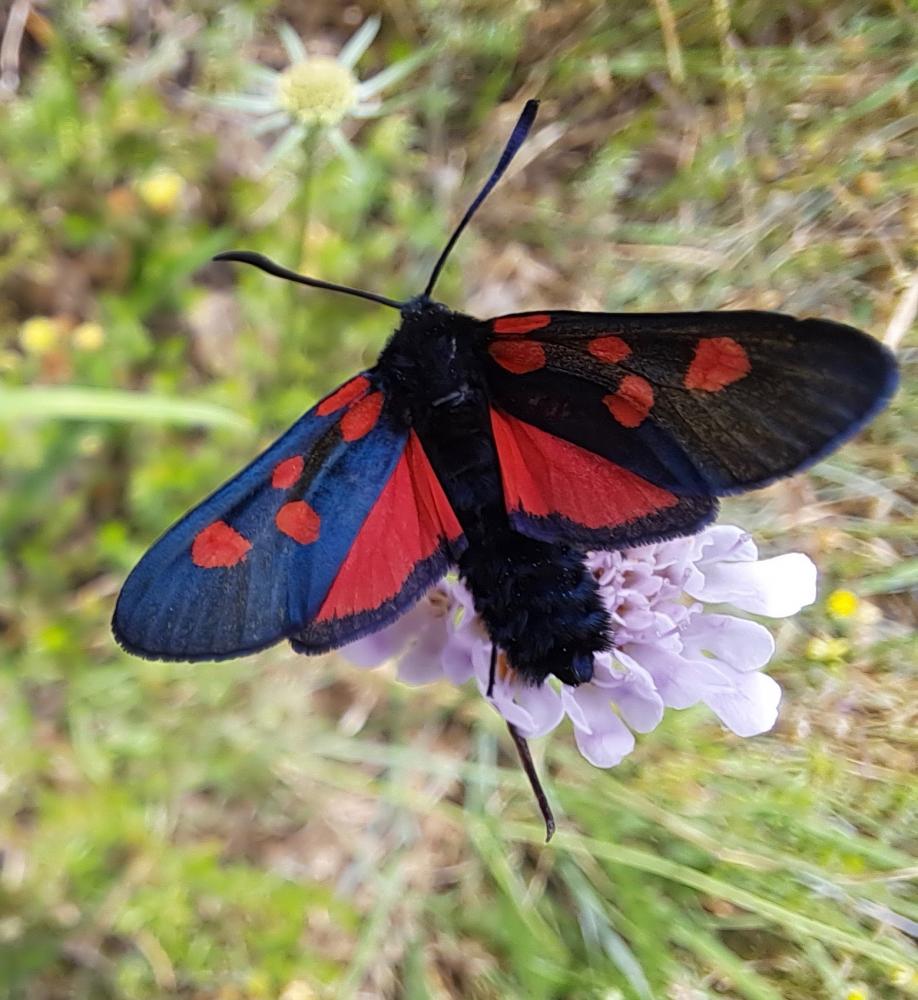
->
[344,525,817,767]
[218,17,422,168]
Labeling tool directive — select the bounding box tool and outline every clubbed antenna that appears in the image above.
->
[423,99,540,299]
[213,251,405,311]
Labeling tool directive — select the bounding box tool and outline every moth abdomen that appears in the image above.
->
[458,531,611,687]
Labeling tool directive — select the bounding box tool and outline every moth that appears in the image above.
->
[114,102,898,837]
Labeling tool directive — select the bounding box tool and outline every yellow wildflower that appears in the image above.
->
[890,965,916,990]
[805,636,850,663]
[72,322,105,351]
[19,316,61,356]
[137,169,185,214]
[826,588,859,619]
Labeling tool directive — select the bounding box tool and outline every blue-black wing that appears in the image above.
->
[113,372,464,660]
[483,310,898,498]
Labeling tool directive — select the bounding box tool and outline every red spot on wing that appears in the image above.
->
[492,314,551,336]
[316,434,462,623]
[489,340,546,374]
[340,391,383,441]
[490,409,678,528]
[684,337,750,392]
[275,500,321,545]
[191,521,251,568]
[317,375,370,416]
[271,455,304,489]
[603,374,654,428]
[588,335,630,363]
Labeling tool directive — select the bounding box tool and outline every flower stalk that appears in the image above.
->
[288,125,319,335]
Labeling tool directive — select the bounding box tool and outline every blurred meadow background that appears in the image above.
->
[0,1,916,998]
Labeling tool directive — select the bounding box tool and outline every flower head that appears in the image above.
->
[72,322,105,351]
[218,18,422,168]
[19,316,62,356]
[344,525,817,768]
[826,588,858,619]
[277,58,357,127]
[136,169,185,214]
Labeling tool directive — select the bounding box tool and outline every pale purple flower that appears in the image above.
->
[342,525,816,767]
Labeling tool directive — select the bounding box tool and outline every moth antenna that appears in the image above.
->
[423,99,539,300]
[214,251,405,310]
[507,721,556,842]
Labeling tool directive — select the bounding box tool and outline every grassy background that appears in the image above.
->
[0,1,915,997]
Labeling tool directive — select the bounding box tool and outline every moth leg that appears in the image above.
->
[506,721,556,842]
[487,642,497,698]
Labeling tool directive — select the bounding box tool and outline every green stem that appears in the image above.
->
[287,126,320,336]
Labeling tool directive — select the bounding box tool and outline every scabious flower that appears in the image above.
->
[217,17,422,168]
[343,525,817,768]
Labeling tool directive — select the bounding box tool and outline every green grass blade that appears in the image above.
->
[504,824,915,969]
[0,386,251,430]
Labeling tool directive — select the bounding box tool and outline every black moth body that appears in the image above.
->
[379,298,613,687]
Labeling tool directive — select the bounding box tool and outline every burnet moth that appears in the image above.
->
[114,101,898,838]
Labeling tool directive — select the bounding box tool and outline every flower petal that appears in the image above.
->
[565,685,627,740]
[680,613,776,672]
[703,670,782,737]
[395,621,449,686]
[439,615,484,686]
[474,647,564,739]
[338,15,380,69]
[571,707,635,768]
[627,643,724,710]
[356,51,427,100]
[341,601,431,667]
[326,127,363,174]
[251,110,291,136]
[560,686,591,732]
[243,65,281,90]
[511,683,565,739]
[214,94,281,113]
[262,124,307,171]
[606,653,665,732]
[279,23,308,64]
[441,640,476,685]
[686,552,817,616]
[483,678,541,733]
[694,524,758,565]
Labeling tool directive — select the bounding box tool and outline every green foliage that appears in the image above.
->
[0,1,914,998]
